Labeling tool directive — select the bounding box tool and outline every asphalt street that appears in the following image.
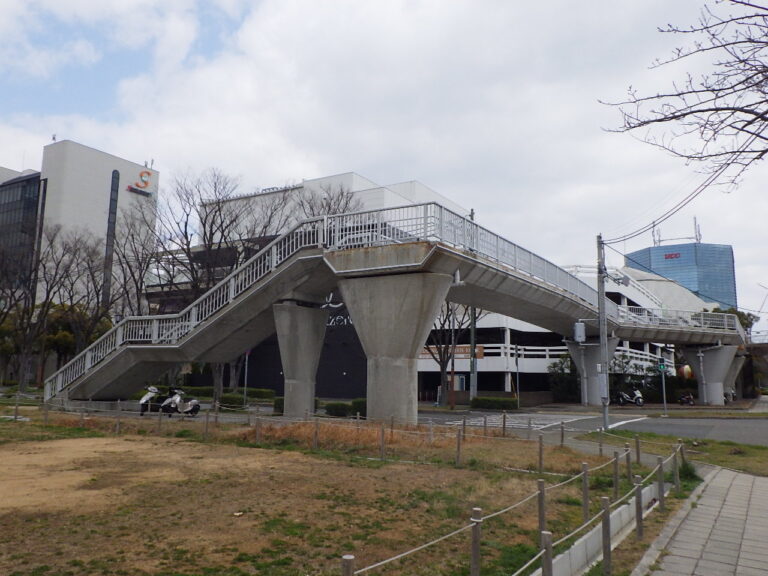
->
[613,417,768,447]
[418,401,768,447]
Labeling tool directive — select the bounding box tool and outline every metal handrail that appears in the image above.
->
[618,306,742,337]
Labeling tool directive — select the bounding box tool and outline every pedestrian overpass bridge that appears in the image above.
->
[44,203,745,422]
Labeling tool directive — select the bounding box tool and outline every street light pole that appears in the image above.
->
[597,234,610,430]
[469,209,478,401]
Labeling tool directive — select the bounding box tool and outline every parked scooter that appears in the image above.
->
[678,392,695,406]
[139,386,161,415]
[613,386,644,407]
[159,387,201,417]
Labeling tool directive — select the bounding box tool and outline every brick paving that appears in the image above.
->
[638,468,768,576]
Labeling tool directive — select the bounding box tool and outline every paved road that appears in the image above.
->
[614,417,768,447]
[420,398,768,446]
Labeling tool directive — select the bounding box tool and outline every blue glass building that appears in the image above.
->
[625,243,737,309]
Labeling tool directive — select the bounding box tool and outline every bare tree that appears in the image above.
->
[296,183,363,218]
[10,226,78,391]
[607,1,768,186]
[150,168,299,311]
[112,202,159,318]
[53,230,115,355]
[425,301,484,406]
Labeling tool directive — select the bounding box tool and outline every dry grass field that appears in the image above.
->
[0,408,648,576]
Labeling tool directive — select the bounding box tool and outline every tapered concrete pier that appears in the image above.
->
[682,345,738,406]
[339,273,452,424]
[273,302,328,418]
[566,337,619,406]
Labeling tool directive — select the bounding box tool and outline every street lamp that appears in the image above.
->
[469,209,478,401]
[659,352,668,417]
[597,234,610,431]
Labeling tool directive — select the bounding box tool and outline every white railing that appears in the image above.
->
[44,202,740,400]
[562,265,663,308]
[420,344,670,369]
[618,306,743,337]
[750,330,768,344]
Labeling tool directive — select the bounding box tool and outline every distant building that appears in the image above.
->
[0,140,159,300]
[624,243,737,309]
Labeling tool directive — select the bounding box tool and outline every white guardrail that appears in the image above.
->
[44,202,740,400]
[618,306,744,337]
[750,330,768,344]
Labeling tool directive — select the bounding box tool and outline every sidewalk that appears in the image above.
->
[748,393,768,413]
[633,467,768,576]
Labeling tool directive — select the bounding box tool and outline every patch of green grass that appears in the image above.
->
[261,516,309,537]
[0,420,104,444]
[481,542,539,576]
[406,489,464,519]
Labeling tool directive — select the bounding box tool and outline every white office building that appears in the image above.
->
[0,139,158,302]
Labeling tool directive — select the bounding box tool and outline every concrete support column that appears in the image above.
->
[339,273,452,424]
[566,337,620,406]
[273,302,328,418]
[682,345,738,406]
[726,354,746,399]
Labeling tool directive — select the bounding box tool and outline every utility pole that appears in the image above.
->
[597,234,610,430]
[469,208,478,401]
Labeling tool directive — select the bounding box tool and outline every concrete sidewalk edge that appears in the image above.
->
[629,465,720,576]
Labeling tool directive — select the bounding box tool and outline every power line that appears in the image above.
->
[603,131,762,245]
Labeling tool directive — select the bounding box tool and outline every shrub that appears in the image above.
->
[273,397,284,414]
[470,396,518,411]
[679,460,700,482]
[324,402,352,418]
[351,398,367,417]
[219,393,247,406]
[249,388,275,400]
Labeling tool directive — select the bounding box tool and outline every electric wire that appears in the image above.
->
[603,131,763,245]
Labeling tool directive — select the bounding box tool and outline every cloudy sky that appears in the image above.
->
[1,0,766,329]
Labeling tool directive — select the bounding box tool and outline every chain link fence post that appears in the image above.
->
[341,554,355,576]
[560,421,565,447]
[634,474,643,540]
[625,443,632,482]
[455,427,462,467]
[470,507,482,576]
[673,450,681,493]
[538,478,547,540]
[656,456,665,513]
[601,497,611,576]
[542,531,553,576]
[582,462,590,523]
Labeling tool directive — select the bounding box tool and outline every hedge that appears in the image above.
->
[324,402,352,418]
[351,398,366,417]
[470,396,519,411]
[181,386,275,400]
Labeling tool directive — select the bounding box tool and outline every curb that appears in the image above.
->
[629,465,720,576]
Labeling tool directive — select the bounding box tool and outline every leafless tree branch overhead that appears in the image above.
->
[606,0,768,186]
